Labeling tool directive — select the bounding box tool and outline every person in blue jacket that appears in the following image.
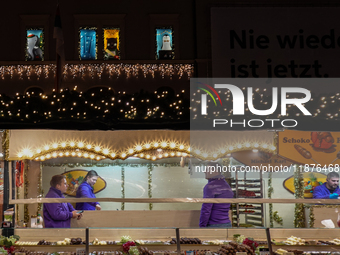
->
[199,162,234,228]
[43,175,82,228]
[313,172,340,199]
[76,170,102,210]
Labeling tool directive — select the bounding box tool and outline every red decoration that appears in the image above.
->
[122,241,136,253]
[15,161,24,187]
[242,238,259,252]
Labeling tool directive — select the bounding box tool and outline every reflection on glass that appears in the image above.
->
[156,28,174,60]
[26,29,43,61]
[103,28,120,60]
[80,28,97,60]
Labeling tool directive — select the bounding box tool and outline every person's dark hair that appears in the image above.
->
[83,170,99,183]
[327,172,339,179]
[50,175,66,188]
[207,162,222,173]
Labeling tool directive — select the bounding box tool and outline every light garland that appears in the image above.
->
[18,140,191,161]
[17,139,277,162]
[0,63,193,80]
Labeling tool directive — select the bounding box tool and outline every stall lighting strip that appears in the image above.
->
[17,140,275,161]
[17,140,190,161]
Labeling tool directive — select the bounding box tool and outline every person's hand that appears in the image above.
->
[329,193,339,199]
[72,210,79,218]
[72,210,83,219]
[96,204,102,211]
[77,212,83,220]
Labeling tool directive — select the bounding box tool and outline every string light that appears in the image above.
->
[0,63,194,80]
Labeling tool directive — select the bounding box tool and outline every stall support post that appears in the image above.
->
[86,227,89,255]
[176,228,181,255]
[265,228,273,255]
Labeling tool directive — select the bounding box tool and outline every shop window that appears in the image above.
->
[26,28,44,61]
[155,27,174,60]
[103,28,120,60]
[79,27,97,60]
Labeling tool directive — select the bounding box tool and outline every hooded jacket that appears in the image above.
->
[199,175,234,227]
[43,186,75,228]
[75,182,99,210]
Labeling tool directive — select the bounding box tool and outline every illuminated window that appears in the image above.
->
[156,27,174,60]
[79,28,97,60]
[26,29,44,61]
[103,28,120,60]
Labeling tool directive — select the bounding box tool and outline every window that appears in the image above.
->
[74,14,126,60]
[20,15,50,61]
[156,27,174,60]
[26,28,44,61]
[79,28,97,60]
[103,28,120,60]
[149,14,179,60]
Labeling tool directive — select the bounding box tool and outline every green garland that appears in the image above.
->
[294,165,305,228]
[24,160,29,224]
[268,172,273,228]
[148,165,153,210]
[273,211,283,225]
[36,162,43,215]
[309,205,340,228]
[121,167,125,211]
[42,162,182,168]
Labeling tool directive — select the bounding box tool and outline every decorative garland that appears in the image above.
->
[0,63,193,80]
[42,162,182,167]
[148,165,153,210]
[24,159,29,224]
[0,88,337,129]
[294,165,305,228]
[2,130,9,161]
[268,134,283,227]
[36,162,43,215]
[268,172,273,228]
[273,211,283,225]
[308,205,340,228]
[121,167,125,211]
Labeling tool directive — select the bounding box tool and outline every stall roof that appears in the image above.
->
[9,129,274,161]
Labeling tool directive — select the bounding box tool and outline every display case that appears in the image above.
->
[11,228,340,254]
[231,171,264,227]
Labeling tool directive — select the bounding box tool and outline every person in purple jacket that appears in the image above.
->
[43,175,82,228]
[199,162,234,228]
[313,172,340,199]
[76,170,101,210]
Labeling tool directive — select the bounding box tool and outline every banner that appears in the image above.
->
[278,130,340,166]
[211,7,340,79]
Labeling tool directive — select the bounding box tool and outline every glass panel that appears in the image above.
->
[26,29,44,61]
[156,27,174,60]
[79,28,97,60]
[103,28,120,60]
